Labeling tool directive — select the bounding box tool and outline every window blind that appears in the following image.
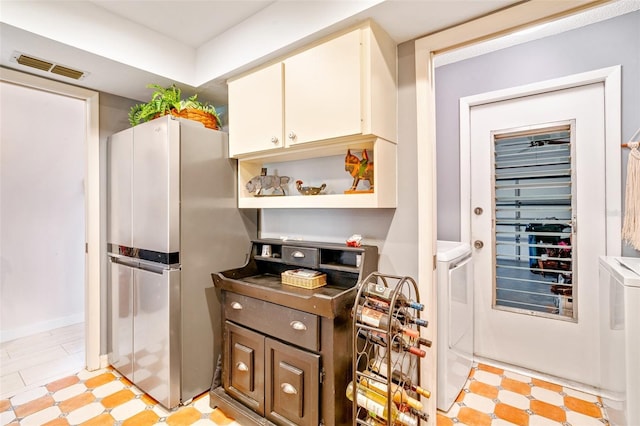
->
[493,127,574,317]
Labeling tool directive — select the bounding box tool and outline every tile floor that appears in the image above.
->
[1,323,85,400]
[1,326,610,426]
[436,363,609,426]
[0,367,239,426]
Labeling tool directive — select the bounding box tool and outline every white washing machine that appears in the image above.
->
[598,256,640,426]
[436,240,473,412]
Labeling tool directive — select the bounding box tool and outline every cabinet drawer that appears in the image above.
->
[225,293,319,351]
[282,246,318,268]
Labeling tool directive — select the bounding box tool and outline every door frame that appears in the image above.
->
[0,67,101,371]
[459,66,622,255]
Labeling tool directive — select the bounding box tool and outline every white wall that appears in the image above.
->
[0,81,85,341]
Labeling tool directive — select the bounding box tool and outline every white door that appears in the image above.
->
[470,83,605,386]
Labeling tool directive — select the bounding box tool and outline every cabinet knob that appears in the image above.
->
[292,251,305,258]
[270,136,279,144]
[230,302,243,310]
[288,131,297,140]
[235,362,248,372]
[290,321,307,331]
[474,240,484,249]
[281,383,298,395]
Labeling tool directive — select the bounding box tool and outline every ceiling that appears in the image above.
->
[0,0,587,106]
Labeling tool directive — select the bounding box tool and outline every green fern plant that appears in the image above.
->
[128,84,221,128]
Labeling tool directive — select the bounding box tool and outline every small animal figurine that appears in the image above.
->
[246,170,290,196]
[345,149,374,191]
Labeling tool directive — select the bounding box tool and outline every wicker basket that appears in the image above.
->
[169,108,219,130]
[282,269,327,289]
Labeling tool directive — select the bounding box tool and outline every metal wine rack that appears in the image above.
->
[351,272,428,425]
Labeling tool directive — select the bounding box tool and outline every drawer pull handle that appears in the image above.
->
[292,251,305,258]
[231,302,243,310]
[290,321,307,331]
[281,383,298,395]
[235,362,248,372]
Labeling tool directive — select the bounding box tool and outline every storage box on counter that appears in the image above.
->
[281,269,327,289]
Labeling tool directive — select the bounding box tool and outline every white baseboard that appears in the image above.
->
[99,354,110,370]
[0,313,84,343]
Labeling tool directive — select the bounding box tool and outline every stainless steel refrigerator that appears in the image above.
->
[107,115,256,409]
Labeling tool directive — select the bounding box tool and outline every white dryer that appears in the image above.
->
[436,240,473,412]
[598,256,640,426]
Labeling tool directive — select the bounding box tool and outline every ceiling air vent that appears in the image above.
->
[51,65,85,80]
[16,54,53,72]
[11,52,87,80]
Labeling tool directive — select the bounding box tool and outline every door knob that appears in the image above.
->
[474,207,483,215]
[474,240,484,249]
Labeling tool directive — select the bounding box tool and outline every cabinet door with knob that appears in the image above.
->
[283,29,362,146]
[228,62,284,157]
[265,338,320,426]
[224,322,265,415]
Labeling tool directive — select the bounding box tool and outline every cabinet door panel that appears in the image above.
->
[229,63,284,157]
[285,29,362,145]
[225,322,265,415]
[265,338,320,426]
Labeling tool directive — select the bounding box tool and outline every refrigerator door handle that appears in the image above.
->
[108,254,139,269]
[138,258,173,275]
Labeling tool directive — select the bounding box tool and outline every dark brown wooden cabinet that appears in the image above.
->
[210,239,378,426]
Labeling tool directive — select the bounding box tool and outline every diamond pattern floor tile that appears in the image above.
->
[437,363,610,426]
[0,367,240,426]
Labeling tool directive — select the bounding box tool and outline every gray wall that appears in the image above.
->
[260,41,420,277]
[435,10,640,256]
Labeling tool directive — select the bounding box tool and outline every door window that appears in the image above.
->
[493,124,575,319]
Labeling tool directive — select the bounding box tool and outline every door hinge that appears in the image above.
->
[85,243,88,254]
[433,254,437,271]
[319,368,325,384]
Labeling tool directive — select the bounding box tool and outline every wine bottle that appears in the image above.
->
[395,308,429,327]
[391,338,426,358]
[357,330,426,358]
[369,360,432,399]
[359,376,424,410]
[399,404,430,422]
[355,306,420,339]
[363,299,429,328]
[408,335,432,348]
[361,282,424,311]
[346,381,417,426]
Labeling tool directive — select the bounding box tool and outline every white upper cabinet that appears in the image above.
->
[228,21,398,208]
[228,21,397,158]
[283,29,362,146]
[228,63,284,157]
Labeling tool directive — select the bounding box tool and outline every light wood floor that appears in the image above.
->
[0,323,85,399]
